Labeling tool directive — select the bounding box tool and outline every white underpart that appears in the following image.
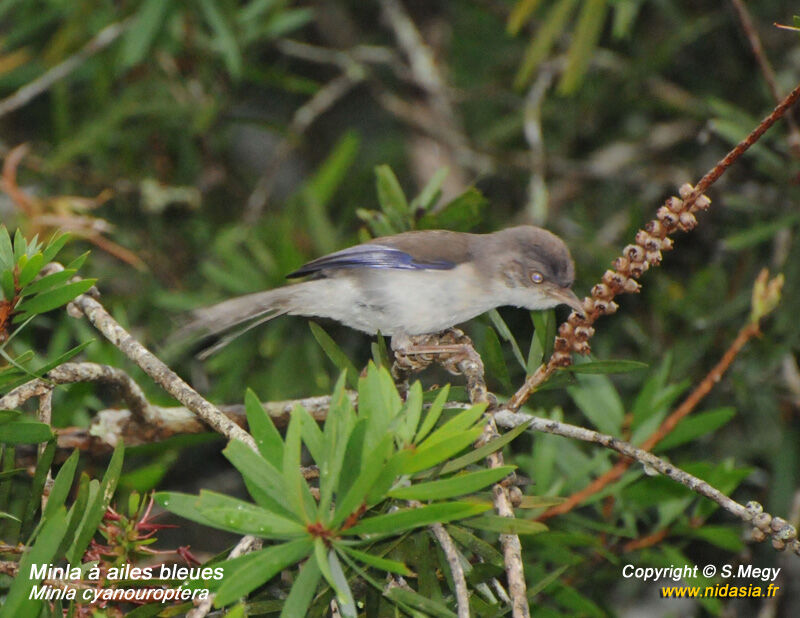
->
[285,263,558,336]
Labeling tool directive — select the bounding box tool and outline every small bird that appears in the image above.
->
[182,225,583,355]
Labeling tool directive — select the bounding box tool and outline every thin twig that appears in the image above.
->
[186,535,262,618]
[0,362,152,423]
[430,522,470,617]
[0,20,130,118]
[62,278,257,450]
[493,410,799,553]
[537,319,761,520]
[729,0,800,154]
[454,346,530,618]
[37,390,54,511]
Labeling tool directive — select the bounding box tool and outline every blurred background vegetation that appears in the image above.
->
[2,0,800,614]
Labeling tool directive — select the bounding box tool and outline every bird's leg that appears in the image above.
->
[391,329,494,406]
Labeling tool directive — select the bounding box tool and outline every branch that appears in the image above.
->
[0,362,151,423]
[186,535,262,618]
[393,330,530,618]
[504,79,800,413]
[57,270,257,451]
[493,410,800,554]
[729,0,800,154]
[0,20,129,119]
[429,523,470,618]
[538,316,762,520]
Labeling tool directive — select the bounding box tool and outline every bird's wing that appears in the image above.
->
[286,243,457,278]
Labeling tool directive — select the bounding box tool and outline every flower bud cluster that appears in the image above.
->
[744,501,800,553]
[549,184,711,367]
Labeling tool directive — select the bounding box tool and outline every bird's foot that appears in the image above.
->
[391,329,483,377]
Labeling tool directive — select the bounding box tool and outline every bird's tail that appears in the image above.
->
[171,285,300,358]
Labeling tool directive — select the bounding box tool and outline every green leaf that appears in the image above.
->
[410,167,448,213]
[13,228,25,261]
[244,389,283,469]
[415,383,450,444]
[722,214,800,250]
[0,418,53,444]
[384,587,457,617]
[418,403,487,449]
[18,268,77,297]
[508,0,543,35]
[462,514,548,536]
[15,279,97,317]
[437,420,530,476]
[567,370,624,435]
[655,407,737,452]
[222,440,295,518]
[397,380,423,447]
[18,253,43,287]
[402,425,485,475]
[488,309,526,370]
[388,466,515,501]
[280,555,321,618]
[514,0,578,89]
[418,187,487,231]
[198,0,243,80]
[685,524,744,552]
[558,0,609,95]
[346,502,490,536]
[309,322,359,389]
[193,490,306,538]
[481,326,512,390]
[306,131,360,208]
[328,549,357,618]
[297,406,325,465]
[65,442,123,563]
[338,544,412,576]
[375,165,409,230]
[21,439,55,537]
[2,507,67,616]
[562,360,648,374]
[41,231,70,264]
[213,538,313,608]
[330,434,392,529]
[0,225,13,271]
[1,269,14,302]
[121,0,173,68]
[283,410,317,522]
[66,251,90,271]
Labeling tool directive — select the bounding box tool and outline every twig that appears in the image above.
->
[186,535,262,618]
[493,410,800,553]
[504,79,800,413]
[378,0,455,123]
[429,522,470,617]
[0,20,130,119]
[454,347,530,618]
[37,390,54,511]
[0,362,151,423]
[537,318,761,520]
[61,275,257,450]
[729,0,800,154]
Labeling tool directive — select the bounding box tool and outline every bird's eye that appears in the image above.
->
[530,271,544,284]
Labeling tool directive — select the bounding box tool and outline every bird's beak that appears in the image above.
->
[547,286,585,316]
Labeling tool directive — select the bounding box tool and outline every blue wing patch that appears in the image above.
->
[286,244,456,279]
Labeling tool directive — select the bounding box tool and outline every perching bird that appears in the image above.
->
[181,225,583,356]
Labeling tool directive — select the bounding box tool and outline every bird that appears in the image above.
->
[180,225,583,357]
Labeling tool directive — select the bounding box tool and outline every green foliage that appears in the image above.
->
[156,365,529,614]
